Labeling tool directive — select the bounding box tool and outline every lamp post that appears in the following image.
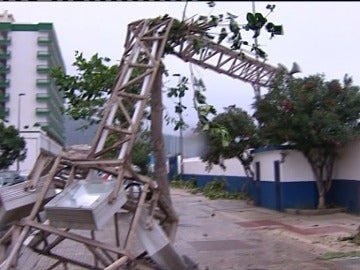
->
[172,74,184,176]
[16,93,25,172]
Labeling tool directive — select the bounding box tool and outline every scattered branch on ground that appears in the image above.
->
[318,251,360,260]
[170,176,251,200]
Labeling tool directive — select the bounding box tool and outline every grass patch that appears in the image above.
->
[318,251,360,260]
[170,177,200,194]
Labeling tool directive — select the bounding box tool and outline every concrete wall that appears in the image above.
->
[9,130,63,176]
[328,139,360,212]
[182,157,252,193]
[179,142,360,213]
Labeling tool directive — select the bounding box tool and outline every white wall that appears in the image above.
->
[9,131,63,176]
[183,148,314,183]
[253,150,279,182]
[280,150,314,182]
[333,138,360,180]
[183,143,360,184]
[183,157,247,177]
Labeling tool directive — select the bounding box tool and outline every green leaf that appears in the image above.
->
[246,13,256,29]
[217,28,227,44]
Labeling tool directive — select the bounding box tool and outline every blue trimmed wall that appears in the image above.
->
[280,181,318,209]
[326,179,360,213]
[181,174,254,195]
[180,173,320,211]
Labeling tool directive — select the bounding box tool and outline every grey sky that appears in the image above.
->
[3,1,360,135]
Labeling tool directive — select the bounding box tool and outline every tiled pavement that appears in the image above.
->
[7,188,360,269]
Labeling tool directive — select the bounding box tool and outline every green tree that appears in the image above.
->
[254,72,360,208]
[0,122,26,170]
[132,130,152,175]
[200,105,259,187]
[51,51,119,128]
[51,52,152,171]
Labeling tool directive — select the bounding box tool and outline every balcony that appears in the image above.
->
[0,51,10,60]
[0,93,9,102]
[0,79,10,88]
[0,65,10,73]
[36,65,49,73]
[37,51,50,59]
[37,36,51,45]
[36,79,50,87]
[0,107,9,118]
[36,93,50,101]
[36,108,50,115]
[0,37,11,46]
[34,121,49,129]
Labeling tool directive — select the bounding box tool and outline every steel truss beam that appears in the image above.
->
[171,35,278,88]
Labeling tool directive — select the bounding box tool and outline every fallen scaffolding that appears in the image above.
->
[0,15,281,269]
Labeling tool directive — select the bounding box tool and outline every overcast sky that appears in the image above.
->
[3,1,360,135]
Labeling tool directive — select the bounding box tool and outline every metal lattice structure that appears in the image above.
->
[171,35,278,88]
[0,16,279,270]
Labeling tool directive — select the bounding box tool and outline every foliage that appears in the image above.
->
[202,177,248,200]
[191,75,231,148]
[0,122,26,170]
[170,176,199,194]
[254,72,360,208]
[318,251,360,260]
[170,176,249,200]
[51,52,152,169]
[166,75,189,131]
[201,105,259,172]
[131,130,152,174]
[163,3,283,149]
[51,51,119,129]
[165,3,283,59]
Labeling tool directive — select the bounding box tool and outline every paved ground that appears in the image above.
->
[171,188,360,270]
[7,188,360,269]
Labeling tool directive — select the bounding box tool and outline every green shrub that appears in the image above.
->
[170,176,250,201]
[170,177,199,193]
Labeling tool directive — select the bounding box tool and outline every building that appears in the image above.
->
[0,11,65,175]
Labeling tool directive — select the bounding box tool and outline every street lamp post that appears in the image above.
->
[16,93,25,172]
[172,74,184,176]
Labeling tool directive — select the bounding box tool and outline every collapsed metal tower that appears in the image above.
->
[0,16,279,270]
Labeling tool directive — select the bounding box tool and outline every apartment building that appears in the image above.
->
[0,11,65,175]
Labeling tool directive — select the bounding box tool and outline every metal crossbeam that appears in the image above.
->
[171,35,278,88]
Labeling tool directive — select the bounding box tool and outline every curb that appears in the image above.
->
[284,207,347,215]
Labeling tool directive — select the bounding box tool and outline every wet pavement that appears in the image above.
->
[9,188,360,269]
[171,188,360,270]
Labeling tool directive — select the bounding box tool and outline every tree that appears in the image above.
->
[51,51,119,129]
[200,105,259,189]
[131,130,152,175]
[51,52,153,171]
[0,122,26,170]
[254,72,360,208]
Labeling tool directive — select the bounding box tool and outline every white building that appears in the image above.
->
[0,11,65,175]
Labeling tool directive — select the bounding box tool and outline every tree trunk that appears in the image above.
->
[317,182,326,209]
[305,149,336,209]
[151,65,172,204]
